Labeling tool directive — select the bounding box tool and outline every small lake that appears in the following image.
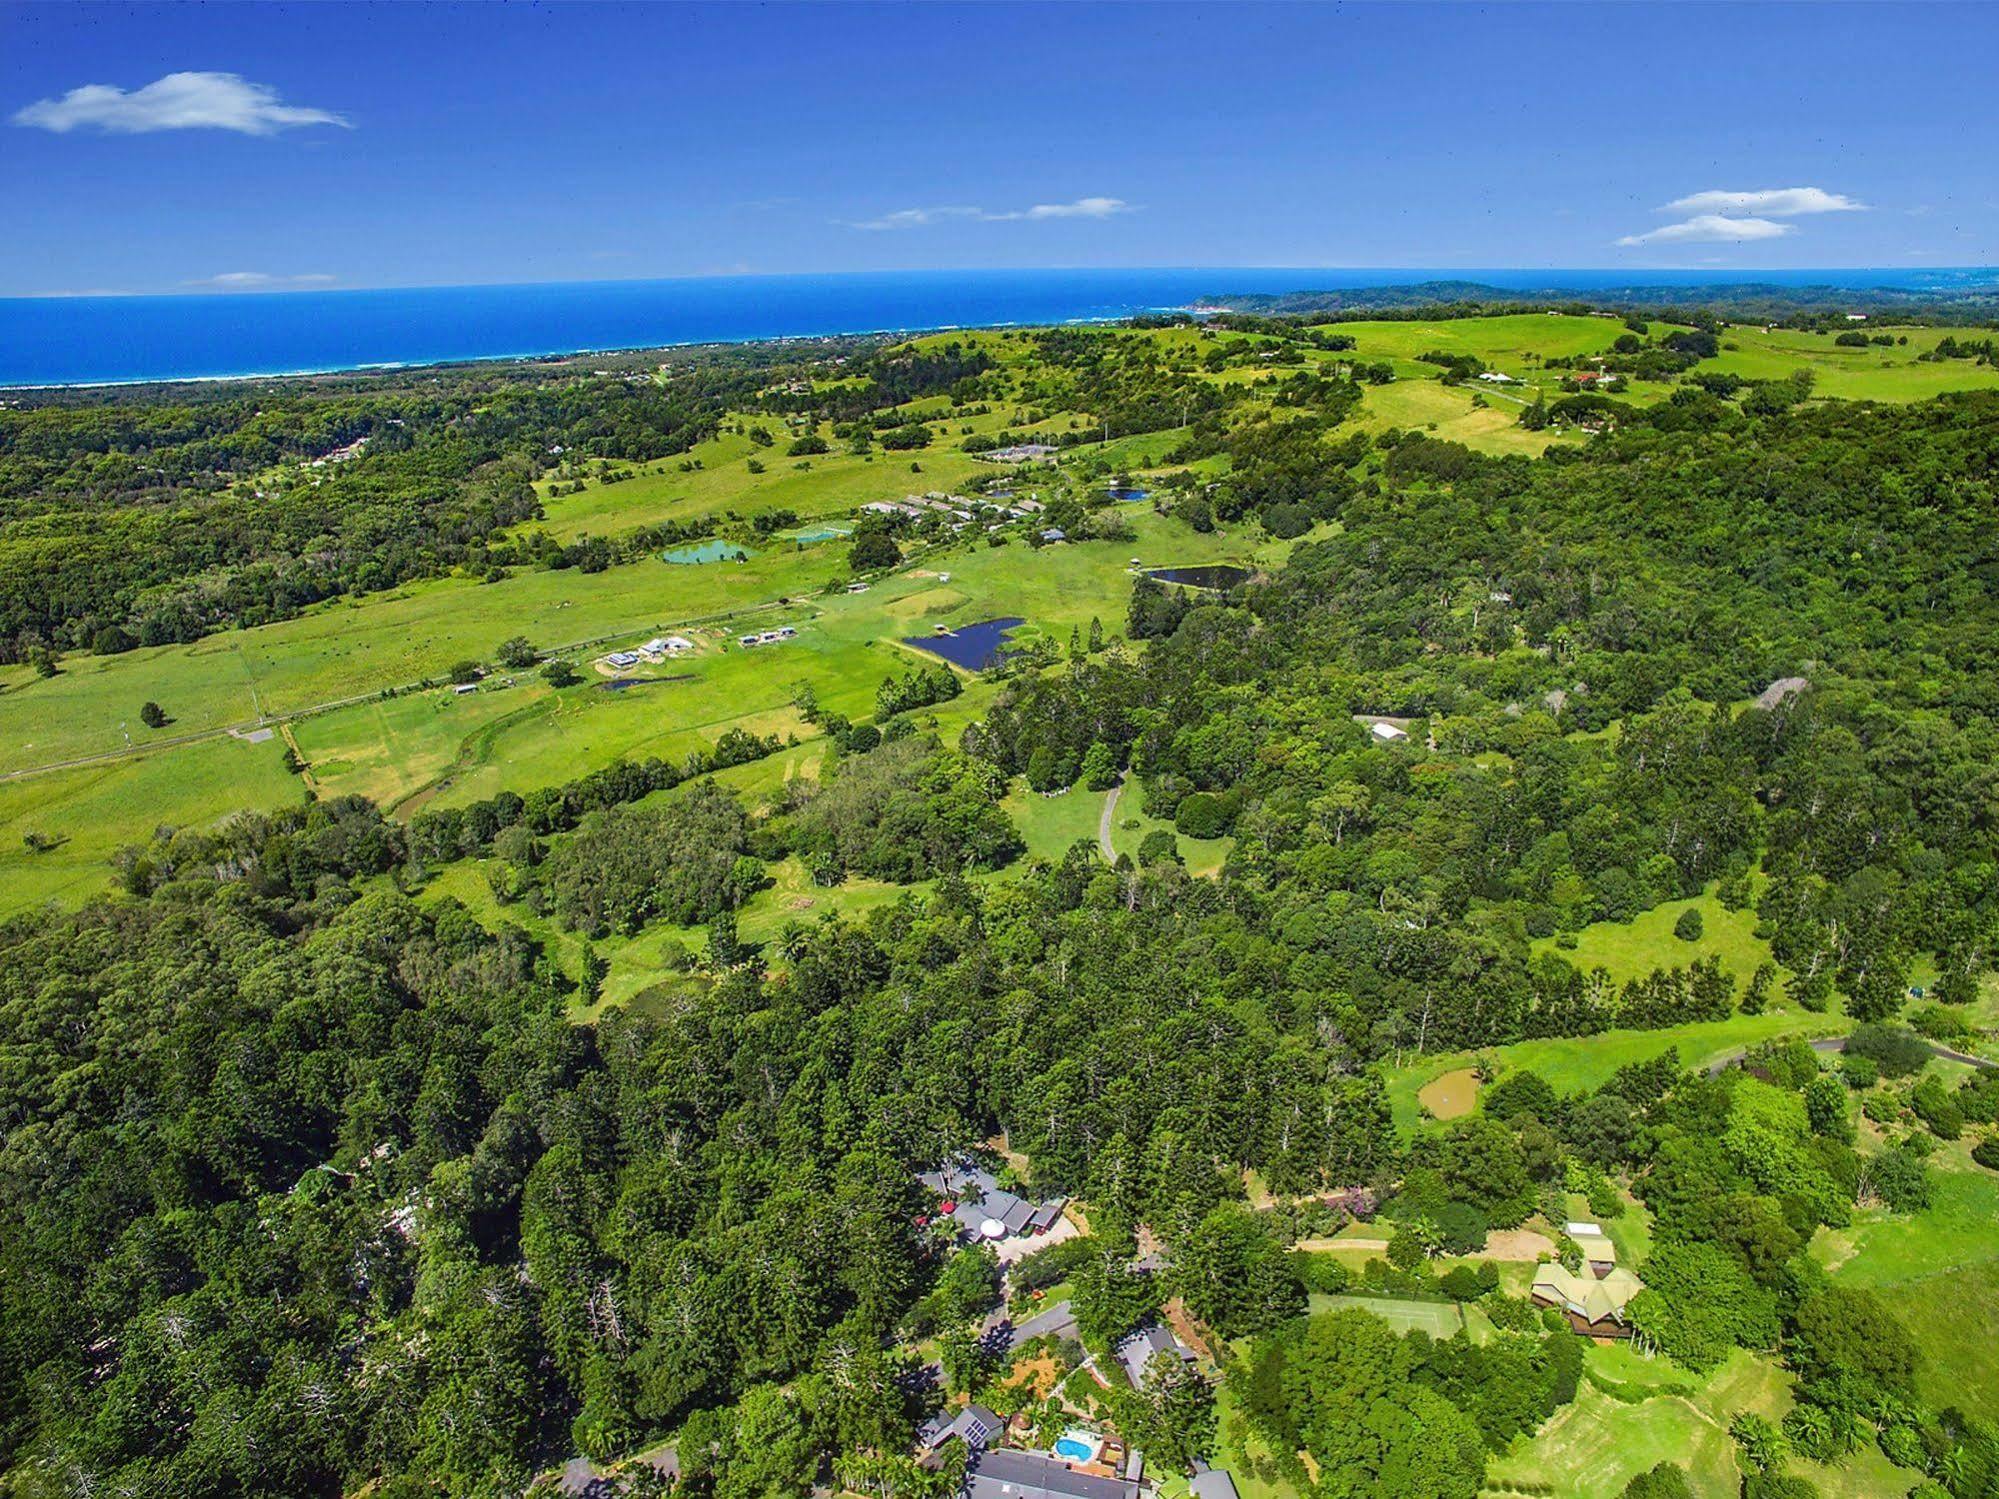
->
[663,539,753,564]
[1147,564,1250,590]
[902,616,1025,671]
[1106,486,1151,503]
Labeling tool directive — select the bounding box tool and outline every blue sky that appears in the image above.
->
[3,1,1994,297]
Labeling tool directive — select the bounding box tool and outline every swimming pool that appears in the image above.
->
[1054,1430,1103,1463]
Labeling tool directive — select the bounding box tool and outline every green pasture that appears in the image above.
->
[1353,377,1568,456]
[1814,1145,1999,1422]
[0,538,848,777]
[1383,1008,1849,1133]
[1324,312,1629,371]
[0,731,308,911]
[1105,774,1233,876]
[1306,1292,1489,1341]
[526,409,1012,542]
[1530,889,1779,990]
[1709,324,1999,403]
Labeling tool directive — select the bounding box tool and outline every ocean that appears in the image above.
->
[2,265,1992,388]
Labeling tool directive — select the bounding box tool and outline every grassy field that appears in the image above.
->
[1487,1346,1919,1499]
[1106,774,1234,875]
[0,730,309,909]
[0,502,1264,913]
[1307,1292,1491,1341]
[1528,888,1778,990]
[1353,378,1568,457]
[524,410,1008,542]
[1382,1008,1849,1132]
[1813,1142,1999,1423]
[1707,324,1999,403]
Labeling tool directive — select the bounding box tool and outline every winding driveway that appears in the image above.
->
[1098,775,1125,862]
[1705,1033,1997,1076]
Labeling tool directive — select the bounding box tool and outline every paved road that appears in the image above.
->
[1097,776,1124,862]
[1705,1033,1997,1075]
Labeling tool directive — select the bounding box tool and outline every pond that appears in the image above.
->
[901,616,1025,671]
[662,539,754,564]
[1147,564,1250,590]
[1106,486,1151,503]
[788,525,852,545]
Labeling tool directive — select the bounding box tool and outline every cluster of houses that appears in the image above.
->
[603,635,696,670]
[1530,1222,1645,1339]
[860,490,1047,533]
[980,442,1058,464]
[736,625,798,649]
[918,1408,1143,1499]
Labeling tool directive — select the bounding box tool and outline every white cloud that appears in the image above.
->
[1617,214,1794,247]
[13,72,348,135]
[1014,196,1130,221]
[1663,187,1865,217]
[183,271,337,290]
[852,196,1131,230]
[1617,185,1868,249]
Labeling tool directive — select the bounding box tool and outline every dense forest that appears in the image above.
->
[6,311,1999,1498]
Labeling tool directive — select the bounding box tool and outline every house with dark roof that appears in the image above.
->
[919,1403,1003,1454]
[918,1159,1067,1246]
[1189,1471,1240,1499]
[1113,1323,1195,1390]
[961,1447,1139,1499]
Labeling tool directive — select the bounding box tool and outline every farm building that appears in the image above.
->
[1369,721,1408,742]
[1565,1222,1618,1275]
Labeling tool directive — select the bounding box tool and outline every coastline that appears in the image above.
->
[4,264,1994,391]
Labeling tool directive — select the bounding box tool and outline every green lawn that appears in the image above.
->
[1354,377,1570,457]
[1814,1146,1999,1423]
[1382,1008,1848,1132]
[0,505,1262,917]
[1106,775,1233,875]
[1305,1293,1475,1340]
[1006,784,1109,865]
[1530,889,1779,991]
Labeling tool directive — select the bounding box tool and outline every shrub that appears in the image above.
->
[1843,1025,1930,1079]
[1910,1076,1964,1140]
[1971,1135,1999,1172]
[1673,907,1704,942]
[139,701,167,728]
[1174,790,1237,839]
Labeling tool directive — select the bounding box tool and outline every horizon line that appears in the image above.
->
[8,263,1999,303]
